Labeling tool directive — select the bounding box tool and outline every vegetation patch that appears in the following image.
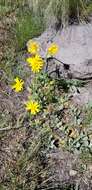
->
[29,0,92,26]
[15,8,44,49]
[0,1,92,190]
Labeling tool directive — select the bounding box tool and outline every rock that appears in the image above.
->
[72,81,92,105]
[32,22,92,105]
[87,164,92,172]
[69,169,77,176]
[35,22,92,80]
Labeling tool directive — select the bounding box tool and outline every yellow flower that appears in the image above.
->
[27,54,44,73]
[11,77,24,92]
[27,40,39,55]
[25,100,40,115]
[47,43,59,56]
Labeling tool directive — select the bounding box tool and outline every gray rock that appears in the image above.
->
[30,23,92,105]
[35,22,92,80]
[69,169,77,176]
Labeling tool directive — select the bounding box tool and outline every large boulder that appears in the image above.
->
[36,22,92,80]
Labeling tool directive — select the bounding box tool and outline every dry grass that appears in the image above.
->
[28,0,92,27]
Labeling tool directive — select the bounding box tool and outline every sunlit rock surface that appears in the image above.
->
[35,22,92,80]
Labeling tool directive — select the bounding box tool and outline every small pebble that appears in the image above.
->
[69,169,77,176]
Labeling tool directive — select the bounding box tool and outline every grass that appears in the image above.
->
[29,0,92,26]
[0,0,26,16]
[0,4,11,15]
[15,8,44,49]
[0,0,44,49]
[0,0,44,79]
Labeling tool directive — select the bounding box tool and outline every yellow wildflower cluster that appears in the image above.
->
[11,40,59,115]
[26,41,59,73]
[27,40,59,56]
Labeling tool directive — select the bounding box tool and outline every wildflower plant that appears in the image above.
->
[10,39,92,156]
[11,40,59,116]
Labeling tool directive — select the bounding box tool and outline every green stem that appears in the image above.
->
[32,73,38,97]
